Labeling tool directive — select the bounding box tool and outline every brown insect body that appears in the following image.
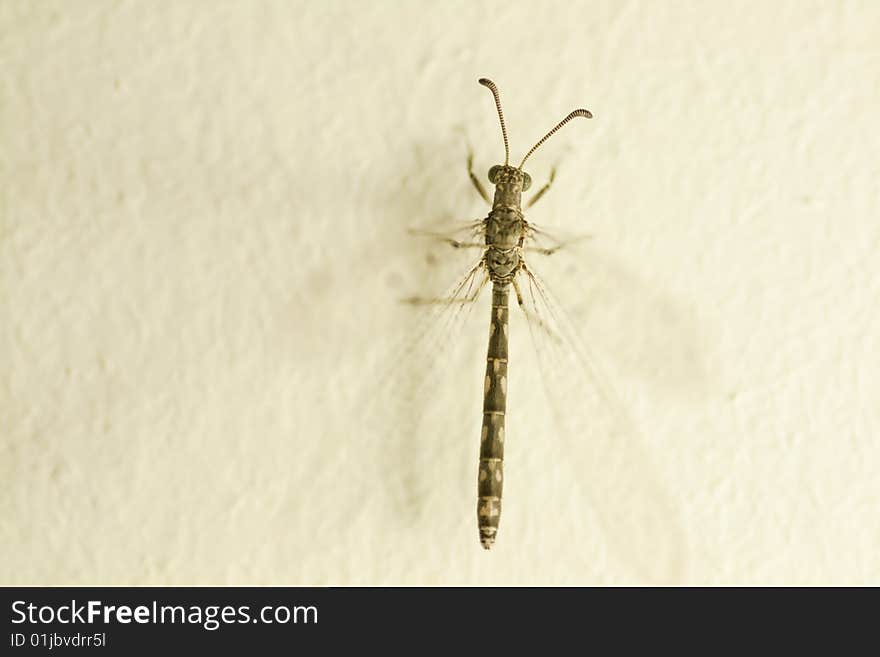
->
[473,79,592,549]
[476,169,527,548]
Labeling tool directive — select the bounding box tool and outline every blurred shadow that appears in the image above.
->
[353,134,488,526]
[532,239,710,400]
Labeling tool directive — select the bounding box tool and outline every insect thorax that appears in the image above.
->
[485,206,525,283]
[486,207,524,246]
[485,245,521,283]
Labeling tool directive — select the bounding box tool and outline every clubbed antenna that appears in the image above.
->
[518,109,592,170]
[478,78,510,166]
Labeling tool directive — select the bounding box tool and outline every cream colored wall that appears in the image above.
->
[2,0,878,585]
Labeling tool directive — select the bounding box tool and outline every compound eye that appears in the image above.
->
[522,172,532,191]
[488,165,502,184]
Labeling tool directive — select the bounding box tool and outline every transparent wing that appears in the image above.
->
[407,218,485,248]
[365,218,488,412]
[354,228,490,524]
[525,220,593,256]
[513,259,686,583]
[368,254,488,413]
[522,227,709,400]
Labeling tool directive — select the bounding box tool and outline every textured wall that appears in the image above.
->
[2,1,878,585]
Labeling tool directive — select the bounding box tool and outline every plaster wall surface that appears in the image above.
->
[2,0,878,584]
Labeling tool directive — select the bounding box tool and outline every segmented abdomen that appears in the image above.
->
[478,283,509,549]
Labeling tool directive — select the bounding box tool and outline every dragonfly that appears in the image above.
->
[364,79,680,572]
[403,78,593,549]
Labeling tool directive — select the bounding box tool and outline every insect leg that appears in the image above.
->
[523,223,592,256]
[408,220,486,250]
[467,151,491,204]
[525,167,556,208]
[407,229,485,250]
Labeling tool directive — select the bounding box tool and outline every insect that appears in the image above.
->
[405,78,593,549]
